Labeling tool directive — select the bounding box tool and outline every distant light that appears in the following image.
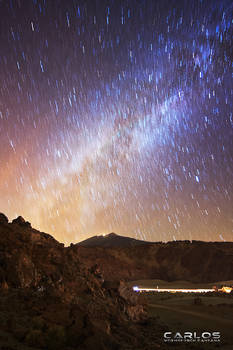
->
[133,287,215,293]
[133,286,139,292]
[221,286,232,294]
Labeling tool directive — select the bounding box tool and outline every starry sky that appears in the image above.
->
[0,0,232,244]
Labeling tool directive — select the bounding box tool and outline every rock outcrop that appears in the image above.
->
[0,215,156,350]
[11,215,31,228]
[0,212,8,224]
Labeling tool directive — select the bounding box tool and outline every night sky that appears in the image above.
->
[0,0,232,244]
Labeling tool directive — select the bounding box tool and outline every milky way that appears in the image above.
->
[0,0,232,244]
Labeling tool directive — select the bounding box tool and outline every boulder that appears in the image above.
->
[12,216,31,228]
[0,213,8,224]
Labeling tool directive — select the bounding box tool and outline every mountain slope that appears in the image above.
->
[0,214,155,350]
[78,232,152,248]
[76,236,233,283]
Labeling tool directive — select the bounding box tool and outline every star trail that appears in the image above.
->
[0,0,232,244]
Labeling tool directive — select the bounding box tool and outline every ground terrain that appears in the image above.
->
[129,279,233,349]
[0,214,232,349]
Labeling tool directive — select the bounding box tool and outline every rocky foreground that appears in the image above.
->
[0,213,165,350]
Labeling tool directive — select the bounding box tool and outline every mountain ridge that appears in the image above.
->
[78,231,233,247]
[77,232,153,248]
[76,233,233,283]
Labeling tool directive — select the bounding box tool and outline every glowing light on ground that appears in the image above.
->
[133,286,232,294]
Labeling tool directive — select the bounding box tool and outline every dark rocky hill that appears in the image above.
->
[77,234,233,283]
[78,232,152,248]
[0,213,163,350]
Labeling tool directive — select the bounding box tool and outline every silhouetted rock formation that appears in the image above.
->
[0,212,8,224]
[78,232,152,248]
[77,234,233,283]
[0,215,158,350]
[11,215,31,228]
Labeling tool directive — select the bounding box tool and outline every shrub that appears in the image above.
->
[46,325,66,349]
[25,329,45,347]
[193,297,202,305]
[32,316,46,331]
